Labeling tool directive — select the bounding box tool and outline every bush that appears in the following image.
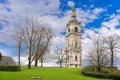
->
[0,65,21,71]
[107,74,120,80]
[84,65,97,72]
[81,69,120,80]
[81,69,106,78]
[101,67,120,74]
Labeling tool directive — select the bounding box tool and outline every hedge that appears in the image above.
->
[107,74,120,80]
[81,69,120,80]
[0,65,21,71]
[81,69,106,78]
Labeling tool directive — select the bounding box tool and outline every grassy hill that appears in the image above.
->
[0,67,108,80]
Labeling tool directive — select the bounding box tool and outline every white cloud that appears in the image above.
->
[90,5,94,8]
[13,56,28,65]
[84,29,97,38]
[40,15,69,35]
[93,8,105,15]
[83,12,120,43]
[67,1,75,7]
[0,49,10,56]
[0,0,61,28]
[102,18,119,29]
[100,13,120,37]
[51,36,66,49]
[109,14,116,19]
[77,7,105,27]
[117,9,120,13]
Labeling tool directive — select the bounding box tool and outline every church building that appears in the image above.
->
[66,8,82,68]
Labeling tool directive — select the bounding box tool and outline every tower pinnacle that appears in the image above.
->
[70,7,77,22]
[71,8,76,18]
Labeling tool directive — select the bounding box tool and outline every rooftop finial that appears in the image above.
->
[71,7,76,17]
[70,7,76,21]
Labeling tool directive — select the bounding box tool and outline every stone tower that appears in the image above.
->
[66,8,82,68]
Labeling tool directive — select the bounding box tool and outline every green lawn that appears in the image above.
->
[0,67,108,80]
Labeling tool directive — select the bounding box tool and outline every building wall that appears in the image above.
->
[66,23,82,68]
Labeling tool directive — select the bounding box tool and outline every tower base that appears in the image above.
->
[66,64,82,68]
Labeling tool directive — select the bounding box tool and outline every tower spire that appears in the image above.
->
[70,7,77,21]
[71,7,76,18]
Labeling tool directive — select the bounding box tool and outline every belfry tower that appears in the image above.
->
[66,8,82,68]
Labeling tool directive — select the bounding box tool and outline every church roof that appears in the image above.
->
[0,56,16,65]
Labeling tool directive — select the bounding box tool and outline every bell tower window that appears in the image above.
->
[68,28,70,32]
[75,27,78,32]
[68,56,69,60]
[75,42,77,48]
[75,55,77,61]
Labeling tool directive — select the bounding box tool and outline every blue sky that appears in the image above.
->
[0,0,120,67]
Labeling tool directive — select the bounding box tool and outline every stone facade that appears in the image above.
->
[66,8,82,68]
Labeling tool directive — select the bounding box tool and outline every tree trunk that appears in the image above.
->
[28,57,31,69]
[111,51,114,67]
[18,45,21,66]
[41,57,43,67]
[97,67,101,72]
[18,52,20,66]
[28,42,32,69]
[35,59,38,67]
[60,61,62,68]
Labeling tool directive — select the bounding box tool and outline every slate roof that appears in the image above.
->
[0,56,16,65]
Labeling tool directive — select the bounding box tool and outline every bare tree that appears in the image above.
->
[104,35,120,67]
[31,27,45,67]
[56,48,66,68]
[87,35,109,72]
[21,18,40,69]
[0,32,4,61]
[11,27,24,66]
[11,17,53,68]
[33,27,53,67]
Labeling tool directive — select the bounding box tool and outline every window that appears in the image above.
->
[75,27,78,32]
[75,55,77,61]
[68,28,70,32]
[68,56,69,60]
[75,42,77,48]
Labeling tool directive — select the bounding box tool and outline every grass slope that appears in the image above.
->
[0,67,107,80]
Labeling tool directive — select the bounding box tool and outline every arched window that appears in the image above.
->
[75,27,78,32]
[68,56,69,60]
[68,28,70,32]
[75,42,77,48]
[75,55,77,61]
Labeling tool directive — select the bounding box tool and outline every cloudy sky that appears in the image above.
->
[0,0,120,68]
